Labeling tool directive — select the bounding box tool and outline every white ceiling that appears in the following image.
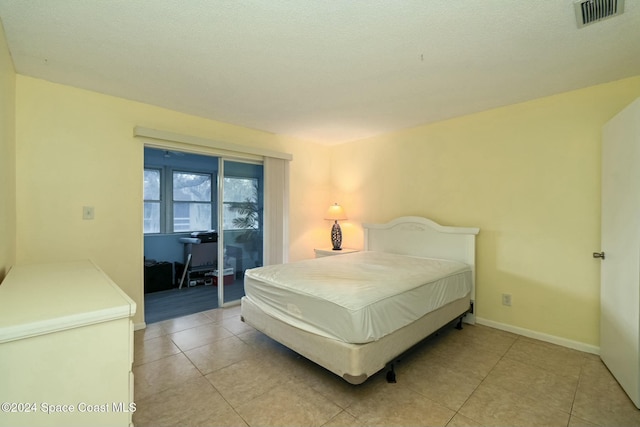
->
[1,1,639,145]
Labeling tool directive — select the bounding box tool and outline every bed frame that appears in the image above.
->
[241,216,479,384]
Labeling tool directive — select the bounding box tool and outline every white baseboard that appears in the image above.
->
[476,317,600,355]
[133,321,146,331]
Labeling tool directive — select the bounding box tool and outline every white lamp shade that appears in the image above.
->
[325,203,347,221]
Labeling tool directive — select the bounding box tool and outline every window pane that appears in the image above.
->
[144,169,160,200]
[173,202,211,232]
[223,177,259,230]
[173,172,211,202]
[223,177,256,202]
[144,202,160,233]
[222,205,240,230]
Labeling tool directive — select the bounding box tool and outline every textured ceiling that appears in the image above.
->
[1,1,639,144]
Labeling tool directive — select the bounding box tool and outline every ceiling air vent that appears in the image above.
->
[575,0,625,28]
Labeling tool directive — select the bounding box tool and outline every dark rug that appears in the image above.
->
[144,280,245,324]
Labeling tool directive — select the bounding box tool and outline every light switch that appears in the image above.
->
[83,206,95,220]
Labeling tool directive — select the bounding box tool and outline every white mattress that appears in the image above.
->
[243,251,472,344]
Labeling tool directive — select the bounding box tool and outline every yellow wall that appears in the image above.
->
[9,21,640,347]
[331,76,640,347]
[15,76,331,325]
[0,20,16,281]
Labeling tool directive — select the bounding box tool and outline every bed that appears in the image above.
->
[240,216,479,384]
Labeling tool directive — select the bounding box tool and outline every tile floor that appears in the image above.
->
[133,306,640,426]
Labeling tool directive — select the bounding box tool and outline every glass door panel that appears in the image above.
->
[218,159,264,305]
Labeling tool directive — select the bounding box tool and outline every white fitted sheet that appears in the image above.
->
[244,251,472,344]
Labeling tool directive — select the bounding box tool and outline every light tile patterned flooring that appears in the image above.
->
[133,306,640,426]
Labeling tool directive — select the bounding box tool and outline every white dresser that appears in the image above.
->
[0,260,136,426]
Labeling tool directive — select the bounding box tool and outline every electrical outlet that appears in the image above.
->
[502,293,512,306]
[82,206,95,220]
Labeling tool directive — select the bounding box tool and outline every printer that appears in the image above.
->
[179,231,218,245]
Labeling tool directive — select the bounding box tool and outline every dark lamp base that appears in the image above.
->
[331,221,343,251]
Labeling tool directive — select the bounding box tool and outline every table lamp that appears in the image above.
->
[325,203,347,250]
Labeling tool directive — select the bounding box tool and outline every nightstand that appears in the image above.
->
[314,247,359,258]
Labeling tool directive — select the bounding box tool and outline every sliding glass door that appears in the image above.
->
[217,159,264,306]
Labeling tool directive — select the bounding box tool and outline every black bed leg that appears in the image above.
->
[386,364,396,383]
[455,316,463,330]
